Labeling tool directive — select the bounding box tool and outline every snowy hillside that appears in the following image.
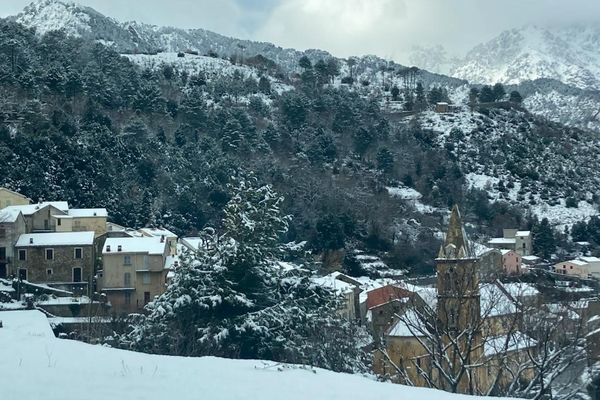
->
[0,310,517,400]
[409,108,600,226]
[450,25,600,90]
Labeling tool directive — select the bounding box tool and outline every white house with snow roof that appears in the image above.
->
[554,257,600,279]
[487,228,532,256]
[99,236,171,314]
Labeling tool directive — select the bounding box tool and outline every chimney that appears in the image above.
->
[117,245,122,252]
[160,235,165,243]
[106,245,111,252]
[29,237,33,244]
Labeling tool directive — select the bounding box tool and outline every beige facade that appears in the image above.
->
[0,210,26,279]
[0,187,31,208]
[99,237,169,315]
[553,259,591,278]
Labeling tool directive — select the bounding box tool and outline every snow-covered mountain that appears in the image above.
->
[10,0,466,89]
[12,0,332,72]
[450,24,600,90]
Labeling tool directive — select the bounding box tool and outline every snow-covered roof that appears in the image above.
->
[16,231,95,247]
[103,237,167,255]
[312,274,355,295]
[500,249,513,256]
[488,238,516,245]
[0,208,22,223]
[139,227,177,238]
[515,231,531,237]
[106,222,127,232]
[68,208,108,218]
[580,256,600,263]
[501,282,540,298]
[388,310,427,337]
[560,259,589,266]
[481,284,517,317]
[484,332,536,357]
[4,201,69,216]
[522,255,540,261]
[181,237,202,250]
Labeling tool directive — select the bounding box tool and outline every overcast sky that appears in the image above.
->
[2,0,600,62]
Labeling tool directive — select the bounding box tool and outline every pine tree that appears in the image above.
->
[509,90,523,103]
[121,179,368,372]
[532,218,556,259]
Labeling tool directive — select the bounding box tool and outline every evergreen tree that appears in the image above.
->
[298,55,312,70]
[532,218,556,259]
[509,90,523,103]
[121,179,367,372]
[492,83,506,101]
[479,85,495,103]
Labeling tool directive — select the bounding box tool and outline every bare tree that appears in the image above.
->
[375,284,588,399]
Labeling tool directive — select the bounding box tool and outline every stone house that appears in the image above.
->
[0,187,31,208]
[99,236,170,315]
[13,231,95,290]
[0,208,26,279]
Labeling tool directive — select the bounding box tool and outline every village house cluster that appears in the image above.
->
[316,207,598,394]
[0,187,203,315]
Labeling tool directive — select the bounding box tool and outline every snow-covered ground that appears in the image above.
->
[0,310,520,400]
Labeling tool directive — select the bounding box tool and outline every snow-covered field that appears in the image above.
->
[0,310,520,400]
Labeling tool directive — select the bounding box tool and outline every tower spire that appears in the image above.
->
[437,205,475,259]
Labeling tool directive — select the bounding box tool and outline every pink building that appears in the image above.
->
[501,249,522,275]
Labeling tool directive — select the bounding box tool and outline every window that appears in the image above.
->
[18,268,27,281]
[73,267,82,283]
[45,248,54,260]
[142,273,151,285]
[124,292,132,305]
[516,257,519,262]
[57,219,61,226]
[124,272,131,287]
[123,255,131,266]
[0,228,6,239]
[74,220,81,228]
[46,268,53,277]
[74,248,83,259]
[18,249,26,261]
[144,291,151,304]
[570,265,573,269]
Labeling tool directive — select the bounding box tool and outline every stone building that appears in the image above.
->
[13,231,95,291]
[374,206,534,394]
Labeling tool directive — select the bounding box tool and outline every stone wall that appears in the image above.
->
[13,245,94,284]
